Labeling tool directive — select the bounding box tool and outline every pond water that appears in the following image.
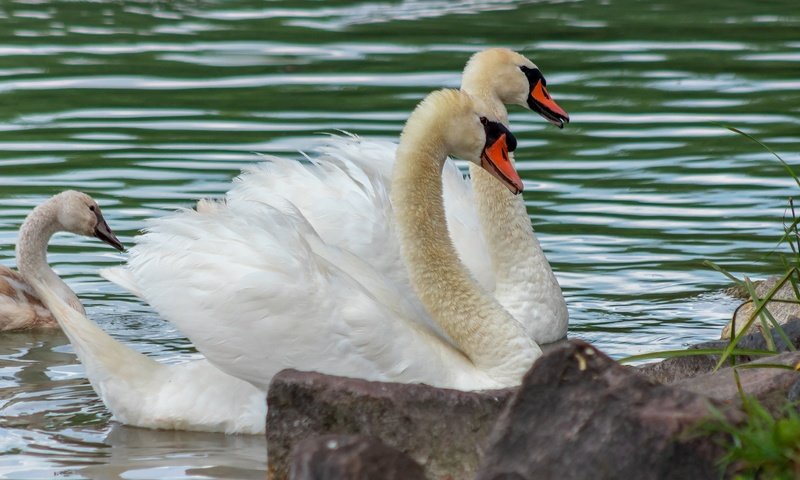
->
[0,0,798,478]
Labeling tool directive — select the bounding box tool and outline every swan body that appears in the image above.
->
[0,191,123,331]
[23,192,266,434]
[28,284,267,434]
[85,49,569,432]
[104,48,571,344]
[121,89,540,392]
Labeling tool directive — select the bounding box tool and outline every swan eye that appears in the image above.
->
[479,116,488,126]
[89,205,96,212]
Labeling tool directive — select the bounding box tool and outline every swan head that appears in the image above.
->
[462,48,570,128]
[53,191,124,251]
[401,89,523,194]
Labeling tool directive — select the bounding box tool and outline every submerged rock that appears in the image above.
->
[674,350,800,414]
[638,317,800,384]
[476,340,731,480]
[288,434,424,480]
[722,275,800,338]
[266,369,512,480]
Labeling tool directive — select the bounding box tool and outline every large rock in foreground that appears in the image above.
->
[266,370,512,480]
[476,340,733,480]
[289,434,425,480]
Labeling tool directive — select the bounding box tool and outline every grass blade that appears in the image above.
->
[618,348,776,364]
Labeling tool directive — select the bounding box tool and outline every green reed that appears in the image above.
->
[619,127,800,478]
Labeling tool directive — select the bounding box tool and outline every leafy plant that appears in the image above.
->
[700,395,800,479]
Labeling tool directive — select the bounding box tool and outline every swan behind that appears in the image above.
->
[1,191,122,331]
[461,48,570,343]
[22,192,266,434]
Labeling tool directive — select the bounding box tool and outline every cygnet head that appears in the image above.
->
[401,89,522,194]
[461,48,570,128]
[53,191,124,251]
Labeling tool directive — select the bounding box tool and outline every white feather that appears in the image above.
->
[28,276,267,434]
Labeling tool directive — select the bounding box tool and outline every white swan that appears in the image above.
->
[461,48,570,343]
[22,194,266,435]
[104,48,571,344]
[71,49,566,433]
[27,89,536,435]
[0,191,123,331]
[121,89,540,392]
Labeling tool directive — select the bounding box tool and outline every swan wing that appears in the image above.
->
[105,137,492,353]
[99,266,145,299]
[127,203,471,392]
[229,136,494,291]
[318,136,494,290]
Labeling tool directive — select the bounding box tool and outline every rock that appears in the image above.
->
[266,369,513,480]
[637,317,800,384]
[722,275,800,338]
[476,340,733,480]
[788,378,800,404]
[673,350,800,414]
[734,317,800,351]
[288,434,424,480]
[635,342,725,384]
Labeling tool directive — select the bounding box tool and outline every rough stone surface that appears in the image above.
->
[476,340,733,480]
[723,275,800,338]
[635,342,724,385]
[788,379,800,404]
[674,350,800,413]
[637,317,800,384]
[288,434,424,480]
[266,369,513,480]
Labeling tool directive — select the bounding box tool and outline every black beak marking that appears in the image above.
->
[93,208,125,252]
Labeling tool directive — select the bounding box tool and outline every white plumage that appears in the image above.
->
[56,48,570,434]
[117,89,541,395]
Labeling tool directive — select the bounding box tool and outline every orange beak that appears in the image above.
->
[480,133,523,195]
[530,80,569,128]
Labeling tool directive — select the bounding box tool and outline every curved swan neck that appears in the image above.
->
[391,105,538,383]
[464,94,563,334]
[16,197,80,311]
[16,200,59,278]
[29,274,163,391]
[469,158,553,288]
